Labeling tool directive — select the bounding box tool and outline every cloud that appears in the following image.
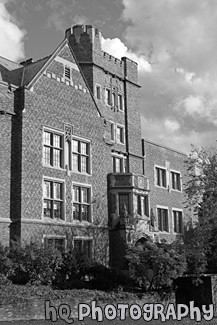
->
[0,1,25,61]
[120,0,217,152]
[101,37,152,72]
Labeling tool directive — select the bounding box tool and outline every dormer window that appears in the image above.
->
[65,66,71,79]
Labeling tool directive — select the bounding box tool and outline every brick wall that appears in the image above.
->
[144,139,189,242]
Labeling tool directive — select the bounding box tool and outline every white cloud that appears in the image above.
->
[120,0,217,152]
[0,1,25,61]
[164,119,180,132]
[101,37,152,72]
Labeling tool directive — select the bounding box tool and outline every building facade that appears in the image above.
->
[0,24,189,269]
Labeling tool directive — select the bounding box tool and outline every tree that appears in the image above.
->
[184,146,217,273]
[125,240,186,291]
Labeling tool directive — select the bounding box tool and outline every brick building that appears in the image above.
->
[142,139,188,243]
[0,24,189,269]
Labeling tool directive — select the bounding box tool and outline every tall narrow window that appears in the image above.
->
[173,210,183,233]
[171,172,181,191]
[72,138,90,174]
[43,180,64,220]
[112,155,126,173]
[157,208,169,232]
[119,193,129,215]
[156,167,166,187]
[116,125,125,144]
[43,131,63,168]
[105,88,111,106]
[118,94,124,111]
[111,122,115,141]
[73,185,91,222]
[96,85,101,100]
[137,195,149,216]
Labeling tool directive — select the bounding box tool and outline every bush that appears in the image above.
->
[8,242,62,285]
[0,243,11,277]
[54,250,93,289]
[125,241,187,291]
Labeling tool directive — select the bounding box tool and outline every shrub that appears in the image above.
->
[8,242,62,285]
[125,241,187,291]
[0,243,11,277]
[53,250,92,289]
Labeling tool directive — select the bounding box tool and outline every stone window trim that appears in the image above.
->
[42,176,65,221]
[71,135,92,175]
[155,165,167,189]
[170,169,182,192]
[73,236,93,259]
[72,182,92,223]
[95,84,101,100]
[112,153,127,173]
[116,124,125,145]
[42,127,64,170]
[172,208,183,234]
[43,234,66,253]
[156,205,169,233]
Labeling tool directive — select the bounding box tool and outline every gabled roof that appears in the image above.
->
[0,55,50,88]
[0,38,102,117]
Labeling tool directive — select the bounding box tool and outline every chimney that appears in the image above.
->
[20,58,34,67]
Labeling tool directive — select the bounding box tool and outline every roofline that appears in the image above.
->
[0,55,21,66]
[24,38,102,118]
[143,138,188,156]
[26,40,68,89]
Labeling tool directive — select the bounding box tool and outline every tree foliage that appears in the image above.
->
[125,241,186,291]
[184,146,217,273]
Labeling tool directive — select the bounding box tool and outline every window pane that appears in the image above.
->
[53,182,61,199]
[43,147,51,165]
[73,186,80,202]
[44,181,51,198]
[74,240,82,253]
[118,94,123,111]
[81,205,89,221]
[53,134,61,148]
[111,123,115,141]
[81,142,87,155]
[83,241,91,258]
[72,140,79,153]
[115,158,120,172]
[53,149,61,167]
[119,194,129,215]
[44,199,52,218]
[72,154,79,171]
[54,239,65,253]
[54,201,61,218]
[81,187,88,203]
[73,203,80,220]
[81,156,87,173]
[44,132,51,145]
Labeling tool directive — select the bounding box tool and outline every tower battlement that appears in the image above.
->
[65,24,138,83]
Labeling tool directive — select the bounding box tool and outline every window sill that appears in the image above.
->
[43,164,64,171]
[170,188,182,193]
[155,185,167,189]
[70,170,92,176]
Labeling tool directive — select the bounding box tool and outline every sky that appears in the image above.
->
[1,0,217,154]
